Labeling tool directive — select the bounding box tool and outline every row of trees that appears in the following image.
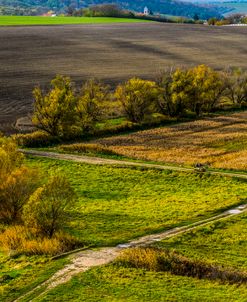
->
[0,135,75,239]
[208,14,247,26]
[68,4,134,18]
[32,65,247,139]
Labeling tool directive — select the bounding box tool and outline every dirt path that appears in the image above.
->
[15,203,247,302]
[20,149,247,180]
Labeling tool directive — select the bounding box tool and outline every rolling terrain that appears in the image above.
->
[0,0,225,19]
[1,22,247,133]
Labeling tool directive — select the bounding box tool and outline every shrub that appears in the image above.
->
[23,175,76,238]
[59,143,118,156]
[0,136,23,177]
[0,137,39,223]
[0,226,79,256]
[215,19,230,26]
[0,166,40,223]
[13,131,60,148]
[117,247,163,271]
[117,247,247,284]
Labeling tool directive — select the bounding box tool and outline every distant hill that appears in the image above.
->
[0,0,225,19]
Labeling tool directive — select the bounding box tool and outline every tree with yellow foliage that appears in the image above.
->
[0,136,39,223]
[115,78,162,123]
[76,79,109,132]
[171,65,225,116]
[32,75,76,138]
[23,175,75,238]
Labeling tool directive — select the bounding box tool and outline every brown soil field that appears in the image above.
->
[91,111,247,171]
[1,23,247,133]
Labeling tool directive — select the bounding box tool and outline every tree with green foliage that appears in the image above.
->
[115,78,162,123]
[32,75,76,138]
[23,175,75,238]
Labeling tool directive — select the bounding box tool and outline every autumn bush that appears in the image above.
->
[0,166,39,223]
[13,130,59,148]
[0,136,80,255]
[117,247,247,284]
[0,226,79,256]
[59,143,118,156]
[0,136,39,223]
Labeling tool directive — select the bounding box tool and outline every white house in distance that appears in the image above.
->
[144,6,149,15]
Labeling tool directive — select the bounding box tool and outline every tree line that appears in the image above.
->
[30,65,247,140]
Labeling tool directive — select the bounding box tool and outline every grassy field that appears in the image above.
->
[88,111,247,171]
[0,253,68,302]
[23,210,247,302]
[25,156,247,246]
[1,22,247,133]
[157,213,247,272]
[30,266,247,302]
[1,154,247,301]
[0,16,147,26]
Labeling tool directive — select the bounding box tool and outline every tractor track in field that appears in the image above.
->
[14,203,247,302]
[20,149,247,180]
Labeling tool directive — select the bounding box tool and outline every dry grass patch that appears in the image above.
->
[0,226,79,256]
[91,111,247,170]
[117,247,247,284]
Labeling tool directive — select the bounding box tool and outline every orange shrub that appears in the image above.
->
[0,226,79,256]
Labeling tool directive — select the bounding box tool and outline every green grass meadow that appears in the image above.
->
[0,253,68,302]
[31,212,247,302]
[156,212,247,272]
[0,16,148,26]
[31,266,247,302]
[1,156,247,301]
[26,156,247,247]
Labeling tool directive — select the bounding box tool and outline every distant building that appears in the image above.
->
[144,6,149,16]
